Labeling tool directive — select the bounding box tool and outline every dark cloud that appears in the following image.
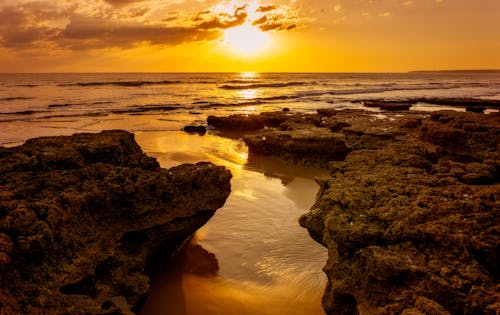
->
[257,5,277,13]
[195,5,247,30]
[0,4,222,50]
[252,15,267,25]
[103,0,145,8]
[0,5,64,48]
[58,16,222,49]
[251,11,297,32]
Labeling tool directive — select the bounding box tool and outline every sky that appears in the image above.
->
[0,0,499,72]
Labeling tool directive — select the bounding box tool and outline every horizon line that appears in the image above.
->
[1,69,499,74]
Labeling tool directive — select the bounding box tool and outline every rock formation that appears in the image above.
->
[208,109,500,314]
[0,130,232,314]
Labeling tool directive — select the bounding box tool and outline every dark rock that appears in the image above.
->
[244,128,351,167]
[466,106,485,113]
[414,97,500,108]
[183,243,219,276]
[207,114,265,132]
[0,130,232,314]
[363,100,412,111]
[0,233,14,254]
[299,110,500,314]
[183,125,207,135]
[317,108,341,117]
[322,117,352,132]
[258,111,291,127]
[279,114,323,130]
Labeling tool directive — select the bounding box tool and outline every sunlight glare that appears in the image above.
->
[238,89,258,99]
[224,23,271,56]
[240,72,258,79]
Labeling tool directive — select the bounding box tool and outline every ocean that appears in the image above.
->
[1,71,499,145]
[1,72,499,315]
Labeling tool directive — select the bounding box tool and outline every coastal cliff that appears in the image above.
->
[0,130,232,314]
[208,109,500,314]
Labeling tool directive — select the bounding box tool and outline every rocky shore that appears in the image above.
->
[207,109,499,314]
[0,130,232,314]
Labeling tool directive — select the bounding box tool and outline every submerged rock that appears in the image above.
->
[363,100,412,111]
[0,130,231,314]
[183,125,207,135]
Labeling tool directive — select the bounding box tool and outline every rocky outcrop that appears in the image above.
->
[299,111,500,314]
[361,98,500,112]
[208,110,426,167]
[244,128,350,167]
[0,130,231,314]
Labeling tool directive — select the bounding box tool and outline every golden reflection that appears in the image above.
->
[240,72,258,79]
[134,131,249,177]
[233,188,258,201]
[182,274,324,315]
[238,89,258,100]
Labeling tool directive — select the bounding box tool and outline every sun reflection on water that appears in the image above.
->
[240,72,258,80]
[238,89,259,100]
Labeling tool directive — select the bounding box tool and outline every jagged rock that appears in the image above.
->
[299,111,500,314]
[322,117,351,132]
[0,130,231,314]
[183,125,207,135]
[244,128,351,167]
[363,100,412,111]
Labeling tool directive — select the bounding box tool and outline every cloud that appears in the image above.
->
[0,0,302,52]
[0,2,222,50]
[0,4,69,48]
[250,3,300,32]
[103,0,145,8]
[194,5,248,30]
[257,5,277,13]
[59,15,222,49]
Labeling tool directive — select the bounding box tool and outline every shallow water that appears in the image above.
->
[136,131,328,315]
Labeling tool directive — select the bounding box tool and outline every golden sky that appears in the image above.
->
[0,0,499,72]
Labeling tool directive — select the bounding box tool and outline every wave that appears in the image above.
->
[14,84,38,88]
[48,101,114,108]
[224,79,262,84]
[219,81,308,90]
[110,104,179,114]
[0,109,48,115]
[58,80,183,87]
[0,97,34,101]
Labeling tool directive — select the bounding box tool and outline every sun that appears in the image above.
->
[223,23,271,56]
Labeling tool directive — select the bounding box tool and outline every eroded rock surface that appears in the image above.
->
[299,111,500,314]
[0,130,231,314]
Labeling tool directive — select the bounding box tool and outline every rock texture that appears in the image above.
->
[0,130,231,314]
[209,109,500,314]
[361,98,500,112]
[299,110,500,314]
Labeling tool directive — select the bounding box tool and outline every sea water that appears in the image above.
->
[1,71,499,145]
[0,72,499,314]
